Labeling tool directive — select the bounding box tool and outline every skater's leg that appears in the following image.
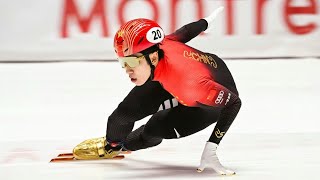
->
[124,125,163,151]
[124,105,221,150]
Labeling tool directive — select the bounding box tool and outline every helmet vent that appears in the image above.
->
[124,48,128,52]
[137,37,144,45]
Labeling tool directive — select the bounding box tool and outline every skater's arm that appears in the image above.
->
[106,81,172,143]
[166,6,224,43]
[106,94,159,142]
[166,19,208,43]
[106,102,142,143]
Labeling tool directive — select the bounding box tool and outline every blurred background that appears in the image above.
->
[1,0,319,60]
[0,1,319,178]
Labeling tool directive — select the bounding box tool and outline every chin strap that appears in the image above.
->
[141,44,163,81]
[144,54,155,81]
[141,44,161,81]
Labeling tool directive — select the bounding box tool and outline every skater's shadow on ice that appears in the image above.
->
[119,158,221,179]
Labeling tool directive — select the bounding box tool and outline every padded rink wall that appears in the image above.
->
[0,0,320,61]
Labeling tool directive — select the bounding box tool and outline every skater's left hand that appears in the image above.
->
[197,142,235,175]
[203,6,224,33]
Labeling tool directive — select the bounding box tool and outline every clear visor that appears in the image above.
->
[118,55,144,68]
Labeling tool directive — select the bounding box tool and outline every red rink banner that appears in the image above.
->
[0,0,319,61]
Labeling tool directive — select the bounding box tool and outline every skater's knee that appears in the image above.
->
[142,133,163,147]
[143,123,175,139]
[125,131,163,151]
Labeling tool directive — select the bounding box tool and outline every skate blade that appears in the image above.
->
[57,151,131,157]
[50,155,125,163]
[57,153,73,157]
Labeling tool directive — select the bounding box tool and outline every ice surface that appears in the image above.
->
[0,59,320,180]
[1,134,320,180]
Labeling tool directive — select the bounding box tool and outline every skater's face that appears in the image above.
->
[123,53,152,86]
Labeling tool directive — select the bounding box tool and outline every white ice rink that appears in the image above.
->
[0,59,320,180]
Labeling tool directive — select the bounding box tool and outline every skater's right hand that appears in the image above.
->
[196,142,236,175]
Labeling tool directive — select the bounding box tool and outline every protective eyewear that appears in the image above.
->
[118,55,144,68]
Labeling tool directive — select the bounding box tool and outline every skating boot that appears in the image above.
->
[73,136,123,160]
